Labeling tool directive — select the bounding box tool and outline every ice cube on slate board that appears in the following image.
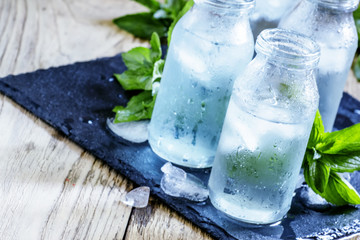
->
[160,163,209,202]
[122,186,150,208]
[106,118,149,143]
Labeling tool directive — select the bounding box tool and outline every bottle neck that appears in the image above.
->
[307,0,359,13]
[255,29,320,70]
[194,0,254,12]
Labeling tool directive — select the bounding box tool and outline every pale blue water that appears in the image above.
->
[148,19,253,168]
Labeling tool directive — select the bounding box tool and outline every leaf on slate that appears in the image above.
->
[113,91,155,123]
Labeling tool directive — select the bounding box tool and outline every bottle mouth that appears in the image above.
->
[255,29,321,69]
[197,0,255,11]
[310,0,359,12]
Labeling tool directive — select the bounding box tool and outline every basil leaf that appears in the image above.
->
[167,0,194,46]
[114,71,153,91]
[305,151,330,193]
[307,110,325,148]
[323,172,360,206]
[113,12,167,39]
[121,47,152,70]
[317,123,360,154]
[303,156,320,195]
[162,0,189,19]
[321,154,360,173]
[134,0,161,11]
[113,91,155,123]
[150,32,162,63]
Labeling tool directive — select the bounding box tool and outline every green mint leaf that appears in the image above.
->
[304,162,360,206]
[323,172,360,206]
[167,0,194,46]
[115,33,162,91]
[150,32,162,63]
[134,0,161,11]
[113,12,167,39]
[321,154,360,173]
[303,157,320,194]
[304,151,330,193]
[307,110,325,148]
[162,0,189,19]
[317,123,360,154]
[113,91,155,123]
[114,71,153,91]
[303,111,360,205]
[151,59,165,95]
[121,47,152,71]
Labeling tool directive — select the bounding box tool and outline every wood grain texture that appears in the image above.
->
[0,0,213,239]
[124,198,212,240]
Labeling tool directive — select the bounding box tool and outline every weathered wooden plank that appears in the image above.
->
[0,96,133,240]
[0,0,216,239]
[124,198,212,240]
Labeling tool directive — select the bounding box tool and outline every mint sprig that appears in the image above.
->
[113,0,189,40]
[112,32,164,123]
[303,111,360,206]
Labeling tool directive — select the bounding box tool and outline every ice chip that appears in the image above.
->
[106,118,149,143]
[161,162,187,179]
[122,186,150,208]
[160,163,209,202]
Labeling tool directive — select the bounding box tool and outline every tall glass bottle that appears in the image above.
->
[250,0,301,39]
[148,0,255,168]
[279,0,359,132]
[208,29,320,224]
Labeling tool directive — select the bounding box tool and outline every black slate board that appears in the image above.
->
[1,54,360,240]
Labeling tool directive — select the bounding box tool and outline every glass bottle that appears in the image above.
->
[208,29,320,224]
[279,0,359,132]
[148,0,255,168]
[250,0,301,39]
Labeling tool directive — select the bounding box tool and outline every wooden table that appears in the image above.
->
[0,1,359,239]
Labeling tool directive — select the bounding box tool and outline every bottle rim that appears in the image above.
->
[255,29,321,69]
[309,0,359,12]
[195,0,255,11]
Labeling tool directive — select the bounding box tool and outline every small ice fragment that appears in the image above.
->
[122,186,150,208]
[160,163,209,202]
[106,118,149,143]
[161,162,187,179]
[355,109,360,115]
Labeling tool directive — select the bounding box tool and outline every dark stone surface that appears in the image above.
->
[1,54,360,240]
